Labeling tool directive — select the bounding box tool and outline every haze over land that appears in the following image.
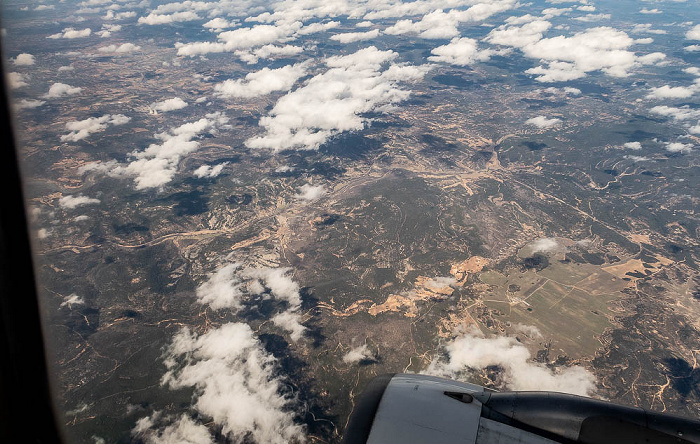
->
[5,0,700,442]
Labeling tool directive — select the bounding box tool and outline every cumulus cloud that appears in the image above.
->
[631,23,666,35]
[138,11,200,25]
[150,97,188,113]
[134,414,213,444]
[330,29,379,43]
[685,45,700,52]
[295,184,326,201]
[425,327,597,396]
[60,294,85,308]
[665,142,693,153]
[136,323,305,443]
[526,115,561,128]
[687,24,700,40]
[646,84,697,100]
[640,8,661,14]
[235,45,304,64]
[48,28,92,39]
[82,113,229,189]
[625,155,650,162]
[214,62,309,99]
[487,23,666,82]
[343,344,375,364]
[98,43,141,53]
[650,105,700,122]
[176,22,302,57]
[103,10,137,20]
[15,99,46,109]
[428,37,503,66]
[61,114,130,142]
[623,142,642,150]
[43,83,82,99]
[195,263,246,310]
[7,72,28,89]
[203,18,235,31]
[530,237,559,253]
[246,47,430,151]
[384,3,515,39]
[96,24,122,38]
[194,163,227,178]
[13,53,35,65]
[195,263,305,339]
[59,194,100,209]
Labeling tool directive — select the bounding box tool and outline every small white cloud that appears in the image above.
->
[13,53,35,65]
[640,8,662,14]
[34,5,55,11]
[59,194,100,209]
[426,327,597,396]
[194,163,228,178]
[330,29,380,43]
[526,115,561,128]
[646,84,697,100]
[530,237,559,253]
[150,97,188,113]
[687,24,700,40]
[15,99,46,109]
[61,114,131,142]
[685,45,700,52]
[428,37,500,66]
[48,28,92,39]
[43,83,82,99]
[214,62,309,99]
[98,43,141,53]
[7,72,28,89]
[58,65,75,72]
[150,324,306,443]
[625,155,650,162]
[203,18,235,31]
[665,142,693,153]
[623,142,642,150]
[295,184,326,201]
[60,293,85,308]
[96,24,122,38]
[84,113,229,189]
[343,344,375,364]
[74,215,90,221]
[138,11,200,25]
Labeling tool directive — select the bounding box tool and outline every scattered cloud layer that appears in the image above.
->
[81,113,230,189]
[135,324,305,443]
[134,262,308,442]
[487,22,666,82]
[425,327,597,396]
